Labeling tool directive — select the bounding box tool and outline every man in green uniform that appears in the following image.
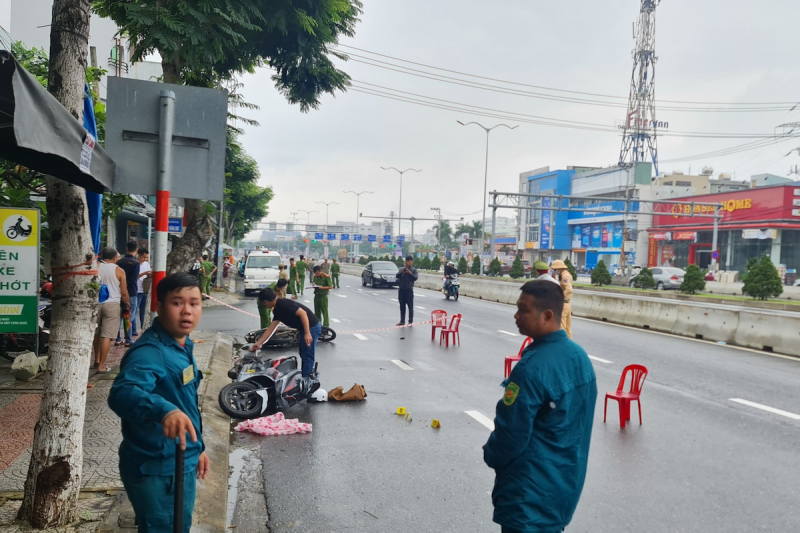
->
[312,265,333,327]
[331,258,340,289]
[258,279,289,328]
[484,280,596,532]
[288,258,298,299]
[198,252,216,298]
[296,255,308,294]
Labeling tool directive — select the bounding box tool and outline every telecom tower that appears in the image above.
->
[619,0,660,176]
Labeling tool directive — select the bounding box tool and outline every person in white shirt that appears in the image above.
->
[135,248,152,336]
[534,261,559,286]
[93,247,130,372]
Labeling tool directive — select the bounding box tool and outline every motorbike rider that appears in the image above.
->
[251,288,321,380]
[443,260,459,292]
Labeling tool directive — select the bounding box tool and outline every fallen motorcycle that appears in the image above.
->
[218,348,320,419]
[244,323,336,347]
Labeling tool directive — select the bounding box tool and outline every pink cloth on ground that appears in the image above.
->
[234,412,312,436]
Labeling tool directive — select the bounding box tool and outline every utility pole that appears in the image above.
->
[315,201,339,259]
[430,207,442,252]
[344,190,373,260]
[381,167,422,237]
[298,209,318,258]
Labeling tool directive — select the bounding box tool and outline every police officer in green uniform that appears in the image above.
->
[484,280,596,533]
[198,251,216,298]
[296,255,308,293]
[257,279,289,328]
[109,273,210,531]
[312,265,333,327]
[288,258,299,299]
[331,258,340,288]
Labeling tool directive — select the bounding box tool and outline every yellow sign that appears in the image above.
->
[431,419,441,429]
[396,407,406,415]
[0,211,38,247]
[670,198,752,217]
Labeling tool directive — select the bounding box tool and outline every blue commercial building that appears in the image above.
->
[517,167,575,263]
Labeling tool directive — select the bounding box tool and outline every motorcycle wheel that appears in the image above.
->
[454,289,459,301]
[320,327,336,343]
[218,381,264,419]
[445,294,450,300]
[6,228,17,240]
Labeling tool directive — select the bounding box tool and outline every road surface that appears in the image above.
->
[201,274,800,532]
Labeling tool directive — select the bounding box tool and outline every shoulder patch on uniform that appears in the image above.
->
[503,382,520,406]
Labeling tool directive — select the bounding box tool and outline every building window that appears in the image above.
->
[675,181,692,187]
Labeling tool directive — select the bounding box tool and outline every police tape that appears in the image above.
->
[202,292,437,333]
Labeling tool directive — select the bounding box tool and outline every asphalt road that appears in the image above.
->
[202,274,800,532]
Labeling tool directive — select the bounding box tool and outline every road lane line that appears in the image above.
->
[498,330,518,337]
[303,300,312,304]
[415,306,426,310]
[391,359,413,370]
[353,334,369,341]
[588,355,613,364]
[390,298,398,302]
[414,293,426,297]
[332,318,341,323]
[371,292,380,296]
[334,294,347,298]
[465,411,495,431]
[729,399,800,420]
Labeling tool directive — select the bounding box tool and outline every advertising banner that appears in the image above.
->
[661,245,675,267]
[0,208,40,334]
[572,226,581,248]
[648,235,658,267]
[601,224,610,248]
[540,197,551,250]
[591,225,601,248]
[612,222,624,248]
[581,225,591,248]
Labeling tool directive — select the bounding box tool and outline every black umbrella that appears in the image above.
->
[0,50,114,192]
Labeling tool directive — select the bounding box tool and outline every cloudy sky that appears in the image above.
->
[232,0,800,235]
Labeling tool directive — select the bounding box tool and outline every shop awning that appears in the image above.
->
[0,50,115,192]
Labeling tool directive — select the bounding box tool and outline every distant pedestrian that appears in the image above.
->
[109,272,209,532]
[484,280,596,533]
[534,260,559,286]
[396,255,418,326]
[115,241,140,346]
[93,247,130,373]
[321,257,331,275]
[296,255,308,293]
[288,258,299,299]
[550,259,573,338]
[198,251,216,298]
[331,258,340,288]
[312,265,333,327]
[135,248,152,334]
[279,263,289,286]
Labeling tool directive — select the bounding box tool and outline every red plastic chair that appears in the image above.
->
[430,310,448,341]
[439,314,462,347]
[504,337,533,378]
[604,364,648,428]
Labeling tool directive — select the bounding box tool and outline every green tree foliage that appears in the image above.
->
[742,255,783,300]
[430,255,441,271]
[420,255,431,270]
[224,138,273,241]
[591,260,612,286]
[470,256,481,275]
[631,267,656,289]
[457,256,468,274]
[680,264,706,294]
[509,255,525,279]
[434,220,453,249]
[488,257,503,277]
[358,256,367,265]
[564,257,578,281]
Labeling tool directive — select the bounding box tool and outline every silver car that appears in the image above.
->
[629,267,685,290]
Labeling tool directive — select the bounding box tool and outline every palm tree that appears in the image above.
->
[433,220,453,248]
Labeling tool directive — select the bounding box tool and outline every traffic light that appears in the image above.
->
[312,239,317,243]
[303,238,308,243]
[380,244,385,248]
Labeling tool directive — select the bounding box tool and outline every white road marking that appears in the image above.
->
[303,300,312,304]
[729,399,800,420]
[353,333,369,341]
[334,294,347,298]
[371,292,380,296]
[357,289,363,292]
[390,298,398,302]
[498,330,519,337]
[465,411,495,431]
[415,306,426,310]
[415,293,426,297]
[346,286,350,288]
[391,359,414,371]
[588,355,613,364]
[332,318,341,323]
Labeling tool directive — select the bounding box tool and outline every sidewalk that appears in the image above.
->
[0,329,233,532]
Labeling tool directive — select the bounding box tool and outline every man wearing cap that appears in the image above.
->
[550,259,573,338]
[198,252,216,299]
[534,261,559,286]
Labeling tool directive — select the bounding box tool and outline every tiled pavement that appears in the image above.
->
[0,329,218,493]
[0,496,116,532]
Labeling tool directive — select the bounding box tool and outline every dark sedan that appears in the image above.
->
[362,261,400,288]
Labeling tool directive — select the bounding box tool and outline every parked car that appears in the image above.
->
[630,266,685,290]
[362,261,400,288]
[501,260,533,278]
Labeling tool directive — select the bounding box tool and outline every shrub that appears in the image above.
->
[470,256,481,275]
[742,255,783,300]
[358,256,367,265]
[488,257,503,277]
[420,256,431,270]
[431,255,441,271]
[591,260,612,286]
[680,264,706,294]
[564,257,578,281]
[631,267,656,289]
[458,256,468,274]
[509,255,525,279]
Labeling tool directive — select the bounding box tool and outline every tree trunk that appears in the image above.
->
[17,0,95,527]
[166,198,216,274]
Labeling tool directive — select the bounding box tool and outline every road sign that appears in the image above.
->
[383,235,392,243]
[327,233,336,241]
[341,234,350,241]
[711,250,720,260]
[397,235,405,242]
[354,234,363,242]
[315,233,324,240]
[368,235,376,242]
[0,208,40,334]
[168,218,182,233]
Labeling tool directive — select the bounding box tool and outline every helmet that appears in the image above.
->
[447,261,454,266]
[534,261,549,271]
[550,259,567,270]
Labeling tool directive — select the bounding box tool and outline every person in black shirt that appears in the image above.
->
[396,255,418,326]
[116,241,140,346]
[250,289,322,378]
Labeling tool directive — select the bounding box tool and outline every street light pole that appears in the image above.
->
[381,167,422,238]
[344,190,373,261]
[457,120,518,275]
[315,201,340,259]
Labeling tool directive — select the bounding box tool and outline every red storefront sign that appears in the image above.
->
[651,232,670,240]
[652,186,798,227]
[647,235,658,267]
[673,231,696,241]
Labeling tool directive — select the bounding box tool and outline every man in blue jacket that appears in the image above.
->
[484,280,597,533]
[109,272,210,532]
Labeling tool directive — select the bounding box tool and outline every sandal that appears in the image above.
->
[114,341,123,346]
[124,342,131,347]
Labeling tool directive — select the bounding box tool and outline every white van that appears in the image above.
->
[243,249,283,296]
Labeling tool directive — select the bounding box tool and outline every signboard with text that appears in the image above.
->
[327,233,336,241]
[382,235,392,243]
[368,235,376,242]
[354,234,363,242]
[0,208,40,333]
[168,218,183,233]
